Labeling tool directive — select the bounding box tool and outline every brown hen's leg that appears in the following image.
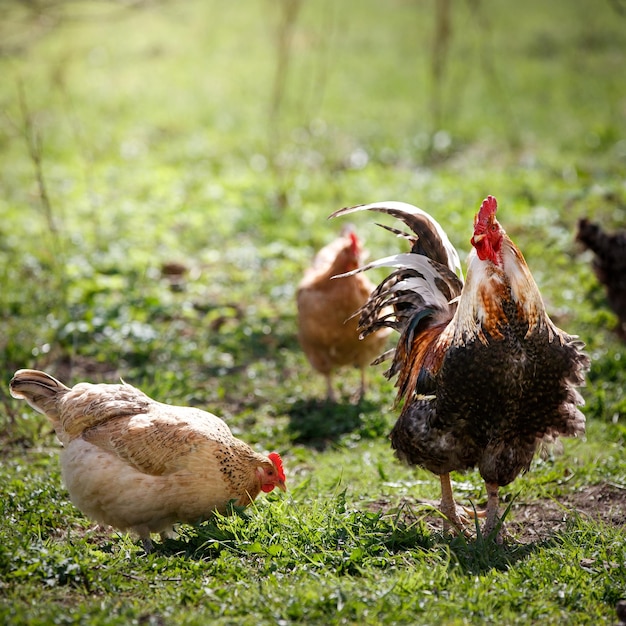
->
[482,482,503,543]
[439,473,486,534]
[355,368,366,403]
[325,374,336,403]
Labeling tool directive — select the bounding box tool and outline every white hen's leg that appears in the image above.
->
[141,537,154,553]
[134,524,155,553]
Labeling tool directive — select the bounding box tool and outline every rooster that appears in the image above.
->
[296,227,391,402]
[331,196,589,541]
[576,218,626,339]
[9,369,286,552]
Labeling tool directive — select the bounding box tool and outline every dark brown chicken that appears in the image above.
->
[332,197,589,541]
[576,218,626,339]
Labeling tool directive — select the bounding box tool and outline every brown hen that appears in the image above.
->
[296,227,391,402]
[9,369,286,552]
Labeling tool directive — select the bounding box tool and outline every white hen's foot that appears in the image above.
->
[141,537,154,553]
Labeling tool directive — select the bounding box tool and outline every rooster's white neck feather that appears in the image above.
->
[450,238,551,345]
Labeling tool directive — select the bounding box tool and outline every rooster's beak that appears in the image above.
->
[276,480,287,492]
[472,233,485,244]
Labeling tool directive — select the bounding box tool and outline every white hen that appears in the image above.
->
[10,369,286,551]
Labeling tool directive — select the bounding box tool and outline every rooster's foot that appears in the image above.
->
[439,474,483,536]
[441,503,485,537]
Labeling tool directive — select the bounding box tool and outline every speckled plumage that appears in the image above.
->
[393,299,587,485]
[9,369,285,550]
[332,197,589,539]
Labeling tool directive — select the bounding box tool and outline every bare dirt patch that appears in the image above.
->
[369,481,626,544]
[508,482,626,543]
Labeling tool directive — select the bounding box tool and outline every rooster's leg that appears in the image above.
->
[481,482,503,543]
[439,473,469,534]
[439,473,486,535]
[457,504,487,519]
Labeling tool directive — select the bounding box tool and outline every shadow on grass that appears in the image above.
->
[158,526,232,560]
[443,531,554,575]
[154,508,549,576]
[370,496,555,575]
[156,497,437,567]
[146,490,567,579]
[284,397,388,449]
[153,505,252,560]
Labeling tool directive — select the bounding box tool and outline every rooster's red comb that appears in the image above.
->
[478,195,498,219]
[268,452,286,481]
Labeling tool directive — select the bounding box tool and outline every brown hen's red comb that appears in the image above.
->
[349,231,360,254]
[268,452,286,482]
[478,195,498,219]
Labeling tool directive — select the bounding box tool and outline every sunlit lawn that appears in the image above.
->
[1,0,625,624]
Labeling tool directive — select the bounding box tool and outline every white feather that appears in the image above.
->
[334,252,456,306]
[334,252,438,278]
[386,277,450,310]
[331,201,462,278]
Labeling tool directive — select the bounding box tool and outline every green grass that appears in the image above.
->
[1,0,626,623]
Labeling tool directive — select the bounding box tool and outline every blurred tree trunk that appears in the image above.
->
[430,0,452,131]
[266,0,303,209]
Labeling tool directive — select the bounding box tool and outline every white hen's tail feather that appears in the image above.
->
[9,369,70,420]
